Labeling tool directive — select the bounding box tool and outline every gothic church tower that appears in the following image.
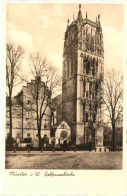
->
[62,5,104,147]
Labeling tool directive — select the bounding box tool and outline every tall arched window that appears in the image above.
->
[96,61,98,75]
[83,80,86,92]
[92,59,95,76]
[86,60,90,75]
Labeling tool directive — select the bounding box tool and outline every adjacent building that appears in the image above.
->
[6,79,51,142]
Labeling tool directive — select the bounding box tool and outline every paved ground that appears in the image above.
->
[5,151,122,169]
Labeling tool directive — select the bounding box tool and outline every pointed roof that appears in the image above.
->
[77,4,83,22]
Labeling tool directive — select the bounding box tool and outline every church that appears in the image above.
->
[62,4,104,148]
[6,4,104,149]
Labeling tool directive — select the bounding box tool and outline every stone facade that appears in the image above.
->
[6,79,51,143]
[62,5,104,147]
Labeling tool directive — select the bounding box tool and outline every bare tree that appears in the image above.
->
[101,69,123,151]
[6,43,24,137]
[85,75,104,149]
[27,52,61,149]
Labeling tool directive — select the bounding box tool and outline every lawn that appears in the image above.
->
[5,151,122,169]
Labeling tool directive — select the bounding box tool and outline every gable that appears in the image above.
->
[57,120,70,130]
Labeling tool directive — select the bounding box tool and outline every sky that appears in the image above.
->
[6,3,124,95]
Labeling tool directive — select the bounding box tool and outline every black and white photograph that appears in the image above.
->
[5,2,124,170]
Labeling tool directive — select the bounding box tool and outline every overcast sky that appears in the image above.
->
[6,3,124,95]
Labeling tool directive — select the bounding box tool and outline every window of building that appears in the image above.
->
[86,90,88,98]
[86,113,88,122]
[92,68,95,76]
[92,61,95,76]
[44,124,47,129]
[96,62,98,73]
[17,111,21,118]
[17,122,21,128]
[54,111,57,124]
[6,121,10,126]
[27,100,31,104]
[6,111,9,118]
[26,111,29,118]
[86,62,90,74]
[83,80,86,92]
[27,122,31,129]
[83,103,85,112]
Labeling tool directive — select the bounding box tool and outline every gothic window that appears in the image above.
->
[96,61,98,74]
[54,111,57,124]
[86,61,90,74]
[92,59,95,76]
[86,90,88,98]
[97,48,99,55]
[83,58,86,69]
[86,113,88,122]
[96,35,99,44]
[83,80,86,92]
[90,35,94,52]
[86,33,90,51]
[83,103,85,112]
[88,34,91,50]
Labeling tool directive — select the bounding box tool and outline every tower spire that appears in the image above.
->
[77,4,82,22]
[79,4,81,11]
[97,14,101,28]
[98,14,100,21]
[86,12,88,19]
[67,19,70,26]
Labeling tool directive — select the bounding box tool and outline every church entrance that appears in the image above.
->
[84,127,95,149]
[85,128,92,148]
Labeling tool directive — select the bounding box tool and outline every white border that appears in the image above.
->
[0,0,127,195]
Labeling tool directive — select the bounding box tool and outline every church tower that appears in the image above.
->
[62,4,104,147]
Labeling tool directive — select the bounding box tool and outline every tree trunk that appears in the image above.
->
[38,126,42,150]
[112,122,116,151]
[9,97,12,138]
